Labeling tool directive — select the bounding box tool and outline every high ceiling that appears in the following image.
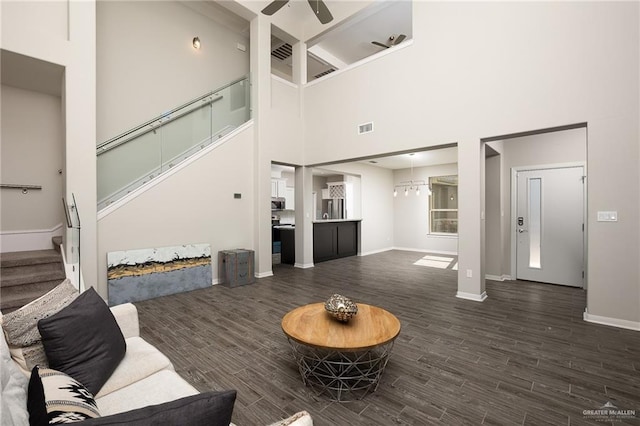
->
[265,0,412,81]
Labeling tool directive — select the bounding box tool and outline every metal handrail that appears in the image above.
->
[1,184,42,194]
[96,75,248,152]
[1,183,42,190]
[96,95,223,155]
[62,197,72,228]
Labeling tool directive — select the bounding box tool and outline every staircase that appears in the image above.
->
[0,247,66,313]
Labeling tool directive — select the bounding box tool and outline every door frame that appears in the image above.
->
[509,161,587,288]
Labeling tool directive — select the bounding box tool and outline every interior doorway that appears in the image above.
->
[512,165,585,287]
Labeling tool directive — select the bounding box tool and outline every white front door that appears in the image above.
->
[515,166,584,287]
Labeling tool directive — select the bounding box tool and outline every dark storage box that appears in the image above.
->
[218,249,255,287]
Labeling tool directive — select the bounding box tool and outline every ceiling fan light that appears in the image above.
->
[393,188,397,197]
[416,187,420,196]
[404,188,409,196]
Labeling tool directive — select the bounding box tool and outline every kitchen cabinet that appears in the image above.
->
[280,228,295,264]
[284,187,295,210]
[313,221,358,263]
[271,179,286,198]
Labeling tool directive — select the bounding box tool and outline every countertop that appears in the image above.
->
[273,224,295,229]
[312,218,362,223]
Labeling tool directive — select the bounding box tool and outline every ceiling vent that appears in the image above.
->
[358,122,374,135]
[313,68,336,79]
[271,43,292,61]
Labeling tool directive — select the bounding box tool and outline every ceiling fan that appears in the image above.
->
[371,34,407,49]
[261,0,334,25]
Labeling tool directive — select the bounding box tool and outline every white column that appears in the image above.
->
[66,0,97,293]
[456,138,487,301]
[250,15,275,278]
[294,167,314,268]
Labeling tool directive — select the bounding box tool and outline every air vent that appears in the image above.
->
[313,68,336,79]
[271,43,292,61]
[358,122,374,135]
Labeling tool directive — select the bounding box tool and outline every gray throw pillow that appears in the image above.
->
[2,279,78,346]
[38,288,126,396]
[79,390,236,426]
[1,279,78,370]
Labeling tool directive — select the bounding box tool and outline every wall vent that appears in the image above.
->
[271,43,292,61]
[313,68,336,79]
[358,122,374,135]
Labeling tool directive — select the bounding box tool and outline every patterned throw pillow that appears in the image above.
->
[1,279,78,370]
[27,366,100,425]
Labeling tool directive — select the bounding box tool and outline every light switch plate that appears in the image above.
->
[597,211,618,222]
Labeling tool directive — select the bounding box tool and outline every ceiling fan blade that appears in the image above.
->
[393,34,407,45]
[307,0,333,24]
[262,0,289,16]
[371,41,389,49]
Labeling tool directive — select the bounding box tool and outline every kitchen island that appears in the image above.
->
[312,219,361,263]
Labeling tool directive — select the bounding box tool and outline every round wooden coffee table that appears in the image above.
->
[281,302,401,401]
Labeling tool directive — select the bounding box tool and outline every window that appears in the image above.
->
[429,175,458,234]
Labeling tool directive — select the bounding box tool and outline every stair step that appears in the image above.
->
[0,269,66,288]
[1,260,64,279]
[0,280,64,312]
[0,249,62,268]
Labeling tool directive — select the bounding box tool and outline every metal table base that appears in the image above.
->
[286,338,396,401]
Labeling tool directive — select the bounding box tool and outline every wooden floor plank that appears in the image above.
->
[135,250,640,425]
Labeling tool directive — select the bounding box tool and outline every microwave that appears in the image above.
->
[271,197,286,210]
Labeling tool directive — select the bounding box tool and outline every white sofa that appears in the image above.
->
[1,302,312,426]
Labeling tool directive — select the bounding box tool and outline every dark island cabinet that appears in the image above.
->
[313,221,358,263]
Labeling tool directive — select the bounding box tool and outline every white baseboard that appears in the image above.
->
[294,262,314,269]
[583,310,640,331]
[359,247,393,257]
[0,223,63,253]
[485,274,512,282]
[393,247,458,256]
[255,271,273,279]
[456,291,488,302]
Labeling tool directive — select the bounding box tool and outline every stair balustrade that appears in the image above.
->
[97,76,251,210]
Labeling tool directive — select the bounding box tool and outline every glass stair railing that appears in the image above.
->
[97,76,251,210]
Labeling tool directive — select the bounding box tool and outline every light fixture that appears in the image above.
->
[393,153,431,197]
[192,37,201,50]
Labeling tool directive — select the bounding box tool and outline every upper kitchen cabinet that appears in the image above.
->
[271,178,286,198]
[284,187,295,210]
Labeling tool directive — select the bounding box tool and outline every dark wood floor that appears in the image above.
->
[135,250,640,425]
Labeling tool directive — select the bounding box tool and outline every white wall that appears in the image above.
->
[301,2,639,323]
[1,85,64,231]
[96,1,250,142]
[97,126,255,298]
[393,163,458,254]
[1,1,68,43]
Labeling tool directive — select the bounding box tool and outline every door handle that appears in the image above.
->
[518,228,527,233]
